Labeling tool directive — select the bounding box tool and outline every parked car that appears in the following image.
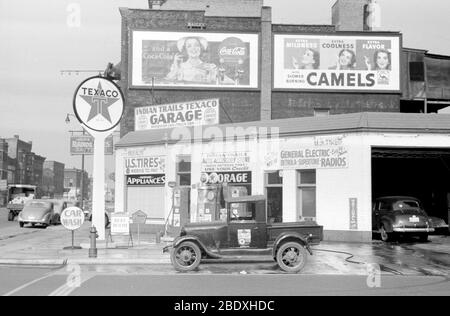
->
[41,199,68,225]
[18,199,59,228]
[428,216,449,235]
[372,196,435,242]
[163,195,323,273]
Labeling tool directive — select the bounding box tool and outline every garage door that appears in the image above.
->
[126,186,165,223]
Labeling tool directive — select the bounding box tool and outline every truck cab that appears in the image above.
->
[6,184,38,221]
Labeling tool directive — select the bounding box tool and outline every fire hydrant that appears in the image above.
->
[89,226,98,258]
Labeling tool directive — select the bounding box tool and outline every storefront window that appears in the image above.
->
[177,156,191,186]
[265,171,283,223]
[297,170,316,221]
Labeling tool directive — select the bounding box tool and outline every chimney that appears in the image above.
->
[332,0,370,31]
[149,0,166,9]
[14,135,19,139]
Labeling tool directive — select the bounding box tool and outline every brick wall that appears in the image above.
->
[272,92,400,119]
[332,0,368,31]
[119,8,263,136]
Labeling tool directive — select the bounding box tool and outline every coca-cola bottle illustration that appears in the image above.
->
[217,58,226,84]
[235,59,245,85]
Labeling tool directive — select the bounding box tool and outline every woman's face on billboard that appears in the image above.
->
[185,38,202,58]
[302,49,315,65]
[339,50,353,67]
[376,51,389,69]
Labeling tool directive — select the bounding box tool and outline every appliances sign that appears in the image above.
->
[273,34,401,92]
[135,99,219,130]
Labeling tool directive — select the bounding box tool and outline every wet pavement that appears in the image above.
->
[0,207,449,276]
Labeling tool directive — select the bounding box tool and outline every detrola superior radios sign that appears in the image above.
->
[135,99,219,130]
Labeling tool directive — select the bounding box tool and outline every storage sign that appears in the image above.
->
[135,99,219,130]
[201,171,251,184]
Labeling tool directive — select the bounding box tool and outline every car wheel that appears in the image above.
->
[170,241,202,272]
[19,222,24,228]
[8,212,14,221]
[276,241,308,273]
[52,214,60,225]
[418,234,428,242]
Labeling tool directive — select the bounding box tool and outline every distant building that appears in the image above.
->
[43,161,65,198]
[64,168,89,201]
[6,135,33,184]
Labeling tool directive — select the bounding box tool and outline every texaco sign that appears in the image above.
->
[73,76,124,132]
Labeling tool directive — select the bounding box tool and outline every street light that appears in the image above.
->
[65,113,86,210]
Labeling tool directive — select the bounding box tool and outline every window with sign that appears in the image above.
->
[177,156,191,186]
[297,170,316,221]
[265,171,283,223]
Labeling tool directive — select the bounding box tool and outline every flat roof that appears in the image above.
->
[116,112,450,148]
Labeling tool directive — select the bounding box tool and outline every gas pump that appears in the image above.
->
[197,184,248,222]
[166,186,190,236]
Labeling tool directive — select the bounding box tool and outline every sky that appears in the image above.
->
[0,0,449,177]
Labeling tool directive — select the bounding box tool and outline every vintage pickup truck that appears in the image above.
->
[163,195,323,273]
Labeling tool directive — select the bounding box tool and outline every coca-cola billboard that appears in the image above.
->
[131,31,259,89]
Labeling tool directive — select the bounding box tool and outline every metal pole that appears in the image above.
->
[80,130,85,210]
[72,230,75,249]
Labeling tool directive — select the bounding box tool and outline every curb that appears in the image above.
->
[0,259,67,266]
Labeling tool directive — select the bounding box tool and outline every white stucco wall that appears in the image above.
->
[115,131,450,236]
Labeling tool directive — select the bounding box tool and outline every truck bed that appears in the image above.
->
[267,222,323,245]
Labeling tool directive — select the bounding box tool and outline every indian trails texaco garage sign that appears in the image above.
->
[73,76,124,132]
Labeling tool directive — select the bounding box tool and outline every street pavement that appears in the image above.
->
[0,265,448,296]
[0,207,449,296]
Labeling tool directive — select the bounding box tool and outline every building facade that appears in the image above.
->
[112,0,450,241]
[64,168,90,201]
[43,161,66,198]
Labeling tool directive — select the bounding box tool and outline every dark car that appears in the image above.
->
[163,195,323,273]
[372,196,434,242]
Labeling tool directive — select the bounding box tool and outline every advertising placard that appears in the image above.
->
[131,31,259,88]
[60,207,85,231]
[201,152,251,172]
[124,156,166,175]
[70,135,114,155]
[135,99,219,130]
[273,34,401,91]
[349,198,358,230]
[110,213,130,236]
[265,136,349,170]
[200,171,252,184]
[126,174,166,186]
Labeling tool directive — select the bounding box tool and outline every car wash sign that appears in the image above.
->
[135,99,219,130]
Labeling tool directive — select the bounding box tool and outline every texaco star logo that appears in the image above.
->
[80,82,119,123]
[73,77,124,132]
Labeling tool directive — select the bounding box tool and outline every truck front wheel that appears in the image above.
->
[276,242,308,273]
[170,241,202,272]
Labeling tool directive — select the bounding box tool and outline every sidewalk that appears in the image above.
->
[0,221,448,276]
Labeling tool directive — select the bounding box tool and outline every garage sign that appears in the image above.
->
[201,172,251,184]
[61,207,85,230]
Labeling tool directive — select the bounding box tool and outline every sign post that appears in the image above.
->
[61,206,85,250]
[73,76,124,240]
[132,210,147,246]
